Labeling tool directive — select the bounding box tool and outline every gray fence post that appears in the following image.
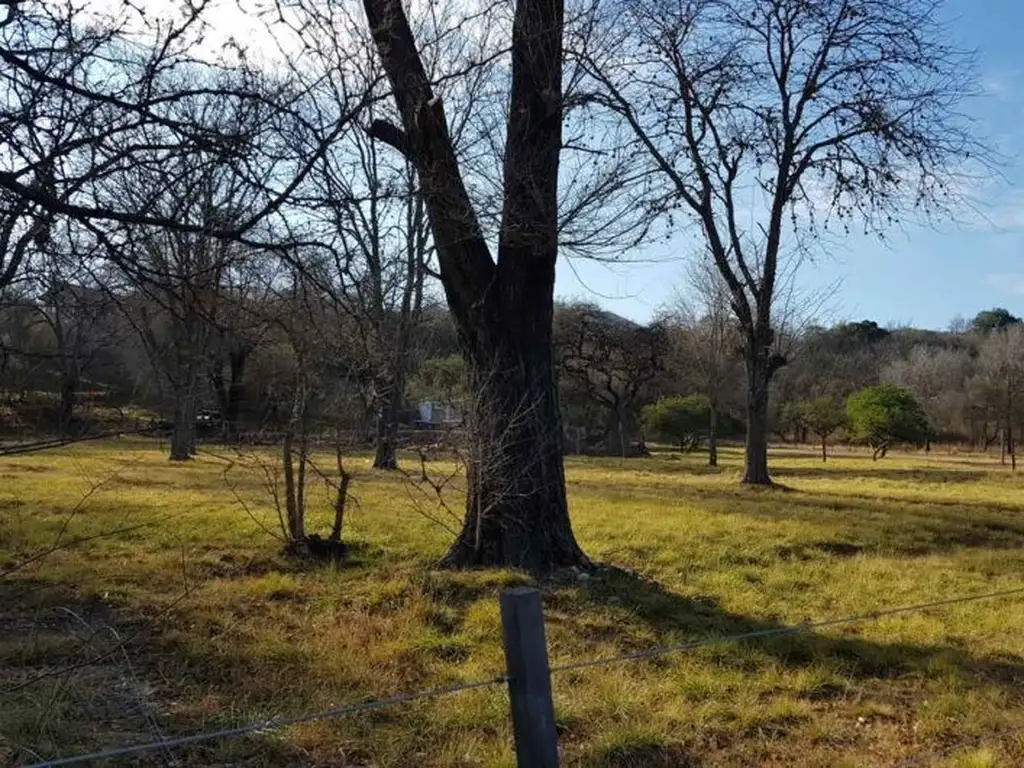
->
[500,587,560,768]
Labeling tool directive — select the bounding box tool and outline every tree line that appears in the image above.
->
[6,280,1020,460]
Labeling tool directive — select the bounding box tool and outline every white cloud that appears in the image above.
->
[981,68,1023,103]
[967,188,1024,233]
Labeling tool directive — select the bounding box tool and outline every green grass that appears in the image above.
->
[2,440,1024,766]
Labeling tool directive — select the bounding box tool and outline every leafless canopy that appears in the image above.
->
[576,0,985,482]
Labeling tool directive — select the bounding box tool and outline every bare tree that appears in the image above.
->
[555,303,667,457]
[974,326,1024,470]
[30,247,119,432]
[108,142,259,460]
[205,260,274,442]
[0,1,373,280]
[881,345,973,449]
[301,122,432,470]
[661,260,743,466]
[580,0,982,483]
[358,0,594,571]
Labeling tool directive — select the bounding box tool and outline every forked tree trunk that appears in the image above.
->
[364,0,586,572]
[329,448,351,543]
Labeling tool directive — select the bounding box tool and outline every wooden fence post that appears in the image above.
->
[500,587,559,767]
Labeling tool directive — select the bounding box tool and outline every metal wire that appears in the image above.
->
[547,584,1024,675]
[21,584,1024,766]
[23,676,509,768]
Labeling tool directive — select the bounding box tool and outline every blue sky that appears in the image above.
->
[554,0,1024,329]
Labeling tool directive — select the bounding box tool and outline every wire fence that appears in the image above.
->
[20,584,1024,768]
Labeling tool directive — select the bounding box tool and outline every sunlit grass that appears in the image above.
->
[2,439,1024,766]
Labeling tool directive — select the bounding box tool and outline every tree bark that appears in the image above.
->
[708,404,719,467]
[329,448,351,543]
[364,0,587,572]
[443,334,586,572]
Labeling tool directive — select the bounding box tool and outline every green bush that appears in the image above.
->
[846,384,930,459]
[642,395,711,451]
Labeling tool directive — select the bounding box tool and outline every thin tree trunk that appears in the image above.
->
[743,341,772,484]
[708,404,718,467]
[821,435,827,463]
[58,373,77,434]
[169,385,196,461]
[1009,421,1016,472]
[224,349,246,441]
[373,377,403,470]
[617,409,626,460]
[212,347,247,442]
[329,447,351,543]
[282,427,301,541]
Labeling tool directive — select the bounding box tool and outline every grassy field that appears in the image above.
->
[2,441,1024,766]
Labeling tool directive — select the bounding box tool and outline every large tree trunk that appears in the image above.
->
[601,405,638,457]
[443,331,586,572]
[743,337,772,485]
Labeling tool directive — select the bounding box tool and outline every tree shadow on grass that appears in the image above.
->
[694,484,1024,558]
[557,567,1024,766]
[769,464,992,484]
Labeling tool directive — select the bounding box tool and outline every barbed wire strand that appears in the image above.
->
[23,676,508,768]
[22,584,1024,767]
[548,584,1024,676]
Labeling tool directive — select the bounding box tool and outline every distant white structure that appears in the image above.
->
[416,400,461,427]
